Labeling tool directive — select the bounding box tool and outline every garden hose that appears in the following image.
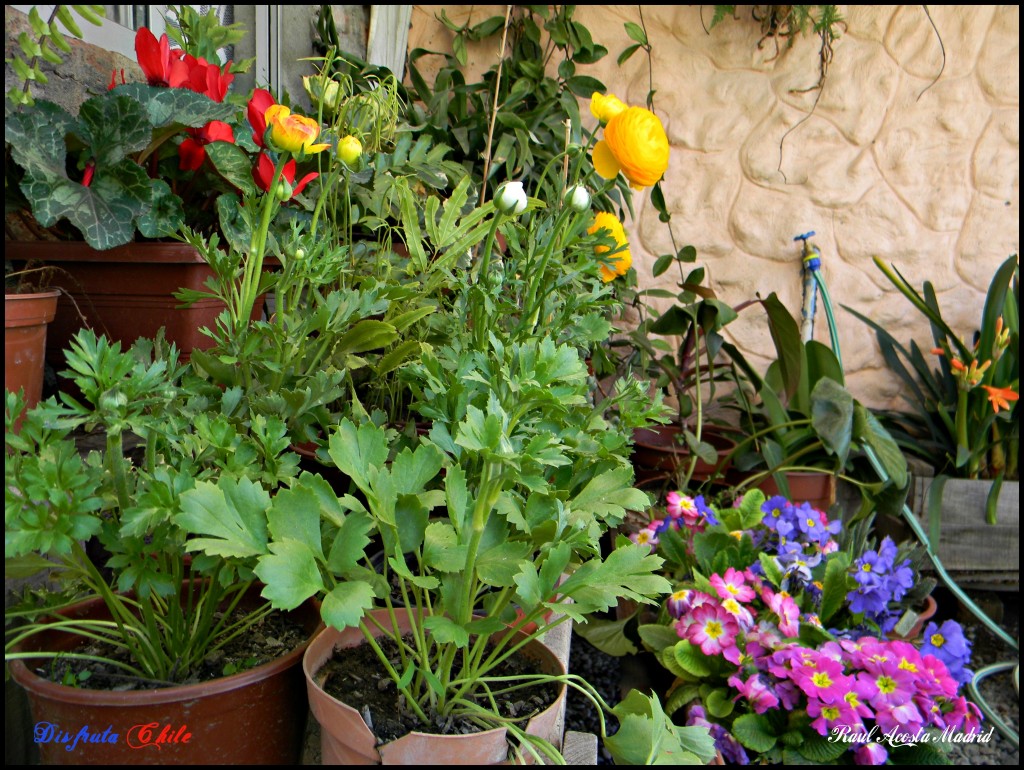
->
[795,232,1019,748]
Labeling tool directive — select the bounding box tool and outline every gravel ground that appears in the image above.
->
[565,591,1020,765]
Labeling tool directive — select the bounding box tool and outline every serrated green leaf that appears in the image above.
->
[175,477,269,558]
[422,615,470,647]
[254,539,324,609]
[320,581,376,630]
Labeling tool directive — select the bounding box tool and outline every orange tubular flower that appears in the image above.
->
[593,106,670,190]
[264,104,330,155]
[589,212,632,282]
[982,385,1019,414]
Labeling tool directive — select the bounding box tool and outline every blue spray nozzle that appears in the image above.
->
[793,231,816,242]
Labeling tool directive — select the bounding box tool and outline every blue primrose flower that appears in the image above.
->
[921,619,974,685]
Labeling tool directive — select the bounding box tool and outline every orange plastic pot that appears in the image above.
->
[5,290,59,428]
[304,610,567,764]
[9,586,321,765]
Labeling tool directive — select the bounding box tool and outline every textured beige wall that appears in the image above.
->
[407,5,1019,409]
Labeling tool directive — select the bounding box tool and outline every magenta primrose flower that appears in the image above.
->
[684,602,739,657]
[710,567,756,603]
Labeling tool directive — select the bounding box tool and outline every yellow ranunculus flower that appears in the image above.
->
[588,211,632,282]
[593,106,669,190]
[265,104,330,155]
[590,91,628,126]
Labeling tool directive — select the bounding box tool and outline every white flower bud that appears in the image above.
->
[564,185,591,212]
[494,181,527,216]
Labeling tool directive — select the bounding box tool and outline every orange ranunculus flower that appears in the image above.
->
[982,385,1019,414]
[589,211,632,282]
[264,104,330,155]
[590,91,628,126]
[593,106,669,190]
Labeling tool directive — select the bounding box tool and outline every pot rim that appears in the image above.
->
[8,590,322,706]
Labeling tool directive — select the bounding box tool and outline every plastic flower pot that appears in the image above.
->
[8,585,321,765]
[304,609,567,765]
[631,425,737,484]
[4,290,59,429]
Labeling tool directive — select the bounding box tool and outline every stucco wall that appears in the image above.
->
[407,5,1019,409]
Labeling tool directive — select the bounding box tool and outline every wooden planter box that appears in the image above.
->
[913,477,1020,584]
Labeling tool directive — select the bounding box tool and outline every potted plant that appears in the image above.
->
[716,295,910,517]
[4,6,295,363]
[847,254,1019,579]
[4,328,323,764]
[583,488,981,765]
[173,173,717,763]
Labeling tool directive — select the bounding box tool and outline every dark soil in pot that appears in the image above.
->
[35,608,311,691]
[316,632,559,745]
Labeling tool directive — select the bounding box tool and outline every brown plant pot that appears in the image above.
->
[631,425,737,484]
[889,594,939,642]
[4,290,59,428]
[6,241,268,365]
[757,471,837,511]
[9,586,322,765]
[304,609,567,765]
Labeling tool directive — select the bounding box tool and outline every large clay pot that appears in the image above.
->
[4,290,59,428]
[8,586,321,765]
[304,610,567,765]
[6,241,268,365]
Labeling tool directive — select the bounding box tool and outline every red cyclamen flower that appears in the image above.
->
[135,28,189,88]
[179,121,235,171]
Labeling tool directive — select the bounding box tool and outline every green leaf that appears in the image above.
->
[637,623,681,653]
[570,467,651,526]
[572,616,639,656]
[477,542,533,587]
[853,404,908,489]
[606,689,717,765]
[205,141,258,196]
[705,687,735,718]
[672,640,712,678]
[422,615,470,647]
[732,713,778,753]
[327,419,389,492]
[819,552,852,625]
[254,539,324,609]
[175,477,269,558]
[810,378,854,464]
[624,21,649,45]
[423,522,467,572]
[320,581,376,630]
[267,483,325,560]
[796,732,849,763]
[557,543,670,614]
[761,293,803,400]
[336,320,398,355]
[327,510,374,575]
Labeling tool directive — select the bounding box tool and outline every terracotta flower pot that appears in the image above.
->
[9,586,321,765]
[4,290,59,429]
[889,594,939,642]
[757,471,837,512]
[631,425,737,484]
[304,609,567,765]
